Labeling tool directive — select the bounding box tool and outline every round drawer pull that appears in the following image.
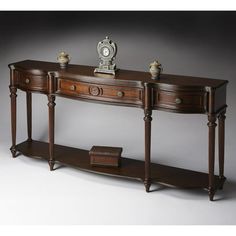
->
[25,78,30,84]
[175,98,182,104]
[117,91,124,97]
[70,85,76,91]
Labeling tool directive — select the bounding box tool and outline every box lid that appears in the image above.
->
[89,146,123,157]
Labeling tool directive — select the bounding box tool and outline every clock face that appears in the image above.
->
[102,47,110,57]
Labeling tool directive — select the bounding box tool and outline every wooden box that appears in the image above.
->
[89,146,123,167]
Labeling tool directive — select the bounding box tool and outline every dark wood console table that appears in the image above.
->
[9,60,228,201]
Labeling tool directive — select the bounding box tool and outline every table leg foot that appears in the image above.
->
[144,179,151,192]
[219,176,226,190]
[208,187,215,201]
[10,146,17,158]
[48,160,55,171]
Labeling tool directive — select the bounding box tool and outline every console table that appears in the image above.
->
[9,60,228,201]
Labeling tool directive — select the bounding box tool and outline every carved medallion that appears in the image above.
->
[89,86,102,96]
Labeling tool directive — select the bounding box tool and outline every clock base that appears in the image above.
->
[94,67,118,75]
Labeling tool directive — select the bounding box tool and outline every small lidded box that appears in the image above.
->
[89,146,123,167]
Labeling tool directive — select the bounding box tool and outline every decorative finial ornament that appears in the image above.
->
[94,36,117,75]
[149,60,163,79]
[57,51,70,69]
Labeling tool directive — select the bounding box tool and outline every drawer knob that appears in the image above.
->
[25,78,30,84]
[70,85,76,91]
[175,98,182,104]
[117,91,124,97]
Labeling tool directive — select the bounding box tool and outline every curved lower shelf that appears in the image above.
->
[15,140,224,190]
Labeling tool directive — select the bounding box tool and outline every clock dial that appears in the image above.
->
[102,47,110,57]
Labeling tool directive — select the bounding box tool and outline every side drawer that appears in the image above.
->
[56,78,143,106]
[153,89,206,113]
[16,71,48,92]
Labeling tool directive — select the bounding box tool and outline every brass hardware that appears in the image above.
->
[70,85,76,91]
[117,91,124,97]
[175,98,182,104]
[25,78,30,84]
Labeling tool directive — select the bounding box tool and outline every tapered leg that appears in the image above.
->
[26,92,32,141]
[9,85,17,157]
[144,109,152,192]
[48,95,56,171]
[143,84,152,192]
[218,110,226,189]
[208,114,217,201]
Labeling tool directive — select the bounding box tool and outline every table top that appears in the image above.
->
[9,60,228,89]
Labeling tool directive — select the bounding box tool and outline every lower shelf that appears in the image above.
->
[15,140,224,190]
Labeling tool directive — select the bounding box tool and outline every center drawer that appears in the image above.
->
[56,79,143,106]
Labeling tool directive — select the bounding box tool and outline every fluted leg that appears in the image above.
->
[9,85,17,158]
[48,95,56,171]
[26,92,32,142]
[208,114,217,201]
[218,110,226,189]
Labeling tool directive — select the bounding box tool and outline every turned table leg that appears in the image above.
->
[208,114,217,201]
[9,85,17,157]
[143,83,152,192]
[218,109,226,189]
[144,109,152,192]
[26,92,32,142]
[48,95,56,171]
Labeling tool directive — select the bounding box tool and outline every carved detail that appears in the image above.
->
[144,109,152,122]
[47,95,56,107]
[207,115,217,128]
[89,86,102,96]
[218,110,226,121]
[9,85,17,98]
[218,109,226,187]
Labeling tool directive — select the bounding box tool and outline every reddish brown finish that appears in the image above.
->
[218,109,226,188]
[9,60,228,201]
[208,114,217,201]
[47,94,55,171]
[8,60,227,88]
[144,83,152,192]
[15,140,225,190]
[26,92,32,141]
[57,78,142,106]
[9,85,17,157]
[154,89,205,113]
[15,70,48,93]
[89,146,122,167]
